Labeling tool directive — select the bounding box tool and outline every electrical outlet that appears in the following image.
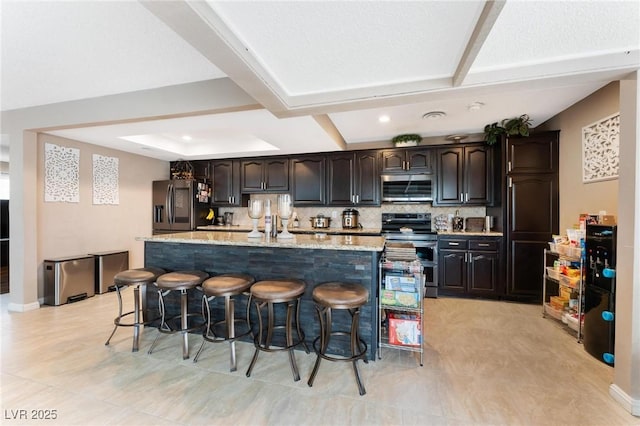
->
[331,211,338,219]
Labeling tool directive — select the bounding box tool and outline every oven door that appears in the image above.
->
[412,240,438,297]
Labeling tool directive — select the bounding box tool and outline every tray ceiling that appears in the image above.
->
[2,1,638,161]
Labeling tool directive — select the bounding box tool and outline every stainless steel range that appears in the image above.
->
[382,213,438,298]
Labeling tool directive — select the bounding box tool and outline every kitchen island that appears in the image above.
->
[138,231,385,358]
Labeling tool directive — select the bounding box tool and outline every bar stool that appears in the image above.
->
[148,270,208,360]
[104,267,165,352]
[307,281,369,395]
[193,273,256,371]
[246,279,309,381]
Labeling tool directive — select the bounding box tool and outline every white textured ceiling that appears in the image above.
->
[2,0,639,161]
[1,0,225,110]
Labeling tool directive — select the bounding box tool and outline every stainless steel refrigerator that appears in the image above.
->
[153,180,211,234]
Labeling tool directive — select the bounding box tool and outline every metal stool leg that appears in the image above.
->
[350,308,366,395]
[307,305,329,387]
[148,289,169,355]
[246,299,264,377]
[227,296,237,371]
[193,294,212,362]
[180,289,189,359]
[104,284,124,346]
[132,285,141,352]
[286,300,301,381]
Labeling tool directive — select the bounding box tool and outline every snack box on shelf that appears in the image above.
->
[554,244,582,258]
[564,313,584,332]
[546,266,560,280]
[384,274,418,292]
[380,289,419,308]
[550,296,569,310]
[544,303,564,321]
[559,286,572,299]
[388,312,422,346]
[559,274,580,289]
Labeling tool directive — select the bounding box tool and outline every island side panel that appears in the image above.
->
[144,241,380,359]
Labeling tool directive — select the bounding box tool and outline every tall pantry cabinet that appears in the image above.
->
[486,131,560,302]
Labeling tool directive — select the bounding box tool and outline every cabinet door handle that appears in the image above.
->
[478,243,490,247]
[508,177,513,188]
[448,242,460,246]
[356,194,360,203]
[406,161,410,170]
[465,193,469,202]
[508,161,512,173]
[460,193,464,202]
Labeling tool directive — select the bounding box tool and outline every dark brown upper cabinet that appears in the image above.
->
[290,155,326,205]
[241,158,289,193]
[379,148,433,174]
[435,144,492,206]
[211,160,241,206]
[327,151,380,206]
[507,136,558,174]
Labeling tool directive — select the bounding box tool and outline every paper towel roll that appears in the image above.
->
[485,216,492,232]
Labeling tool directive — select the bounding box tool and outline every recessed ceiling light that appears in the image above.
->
[378,115,390,123]
[422,111,446,120]
[445,134,469,143]
[468,102,485,111]
[181,135,192,141]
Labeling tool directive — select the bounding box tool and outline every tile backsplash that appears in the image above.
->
[216,193,485,230]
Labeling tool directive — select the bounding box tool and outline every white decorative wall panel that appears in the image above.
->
[582,113,620,183]
[92,154,119,205]
[44,142,79,203]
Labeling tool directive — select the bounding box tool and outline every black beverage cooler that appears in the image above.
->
[583,224,617,365]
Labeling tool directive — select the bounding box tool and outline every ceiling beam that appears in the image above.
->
[312,115,347,150]
[452,1,506,87]
[139,0,291,115]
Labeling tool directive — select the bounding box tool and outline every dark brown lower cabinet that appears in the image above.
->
[438,236,502,298]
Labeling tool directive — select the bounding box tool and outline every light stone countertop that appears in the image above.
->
[437,231,503,237]
[197,224,382,235]
[138,231,385,252]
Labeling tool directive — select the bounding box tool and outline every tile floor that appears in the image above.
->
[1,292,638,425]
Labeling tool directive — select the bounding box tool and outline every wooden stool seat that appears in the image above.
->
[105,267,165,352]
[312,282,369,309]
[114,267,165,286]
[194,273,256,371]
[249,279,305,302]
[148,270,208,360]
[201,273,255,297]
[308,281,369,395]
[246,279,309,381]
[156,271,209,291]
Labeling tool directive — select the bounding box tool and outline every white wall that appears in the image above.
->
[36,134,167,298]
[537,82,620,231]
[3,78,256,311]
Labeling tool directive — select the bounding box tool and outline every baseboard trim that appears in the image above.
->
[8,301,41,312]
[610,384,640,416]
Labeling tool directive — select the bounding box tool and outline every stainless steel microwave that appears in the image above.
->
[381,174,433,202]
